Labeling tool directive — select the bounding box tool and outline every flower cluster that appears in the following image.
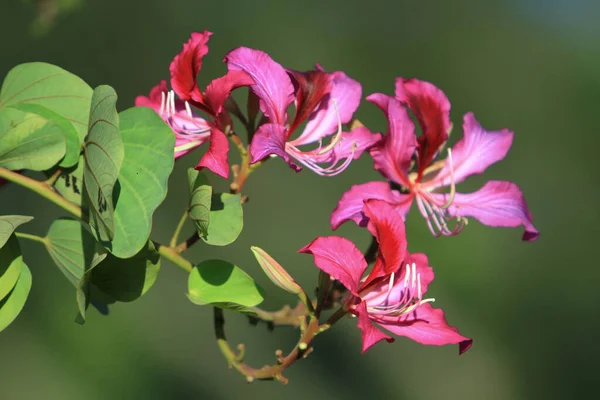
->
[137,31,539,355]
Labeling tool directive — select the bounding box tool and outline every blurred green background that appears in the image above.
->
[1,0,599,399]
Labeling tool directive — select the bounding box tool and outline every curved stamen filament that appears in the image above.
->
[416,194,466,237]
[287,141,358,176]
[441,148,456,209]
[317,99,343,155]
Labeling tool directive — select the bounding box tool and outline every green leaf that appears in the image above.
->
[0,235,32,332]
[0,62,93,140]
[0,235,24,301]
[110,107,174,258]
[90,241,160,302]
[187,259,264,311]
[0,215,33,249]
[202,193,243,246]
[187,168,211,237]
[83,85,123,243]
[51,156,85,207]
[10,103,81,168]
[44,218,107,287]
[0,108,66,171]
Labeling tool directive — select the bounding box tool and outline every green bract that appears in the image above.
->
[83,85,123,243]
[188,259,264,312]
[110,107,174,258]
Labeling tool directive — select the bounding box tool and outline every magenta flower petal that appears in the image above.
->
[169,31,212,102]
[362,199,408,285]
[203,70,255,116]
[366,94,417,187]
[376,303,472,355]
[299,236,368,296]
[135,80,168,112]
[431,180,540,241]
[332,126,381,162]
[330,181,412,230]
[428,112,514,188]
[292,70,362,146]
[395,78,451,174]
[196,127,230,179]
[355,301,394,353]
[249,123,300,171]
[225,47,294,125]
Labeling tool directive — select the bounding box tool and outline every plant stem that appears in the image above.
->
[155,243,193,273]
[14,231,47,245]
[0,167,82,219]
[44,168,63,186]
[174,232,200,254]
[170,210,189,248]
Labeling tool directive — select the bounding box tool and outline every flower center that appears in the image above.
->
[364,263,435,317]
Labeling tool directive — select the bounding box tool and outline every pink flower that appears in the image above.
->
[331,79,539,241]
[135,31,254,178]
[301,199,472,354]
[223,47,381,176]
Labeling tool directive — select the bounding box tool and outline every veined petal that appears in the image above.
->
[291,70,361,146]
[355,301,394,353]
[431,180,539,241]
[225,47,294,125]
[134,80,168,112]
[249,123,300,171]
[395,78,451,174]
[375,303,472,355]
[196,127,230,179]
[287,70,332,136]
[367,94,417,187]
[299,236,368,296]
[169,31,212,102]
[203,70,255,116]
[427,112,514,188]
[330,181,412,230]
[362,199,408,286]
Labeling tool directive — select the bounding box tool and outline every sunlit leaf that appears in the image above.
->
[0,215,33,249]
[110,107,174,258]
[0,62,92,140]
[0,108,66,171]
[202,193,243,246]
[187,168,211,237]
[0,235,32,332]
[188,259,264,311]
[10,103,81,168]
[83,85,123,243]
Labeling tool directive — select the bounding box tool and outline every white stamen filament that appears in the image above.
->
[159,91,166,116]
[185,101,193,118]
[441,148,456,209]
[169,90,176,117]
[317,99,344,155]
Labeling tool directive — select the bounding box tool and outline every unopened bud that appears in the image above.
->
[251,246,302,295]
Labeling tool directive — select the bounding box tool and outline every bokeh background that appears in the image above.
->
[1,0,599,399]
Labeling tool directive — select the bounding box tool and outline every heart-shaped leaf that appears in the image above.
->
[10,103,81,168]
[83,85,123,243]
[0,108,66,171]
[187,259,264,311]
[202,193,243,246]
[0,215,33,249]
[0,235,32,332]
[110,107,174,258]
[44,218,106,287]
[187,168,211,237]
[0,62,93,140]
